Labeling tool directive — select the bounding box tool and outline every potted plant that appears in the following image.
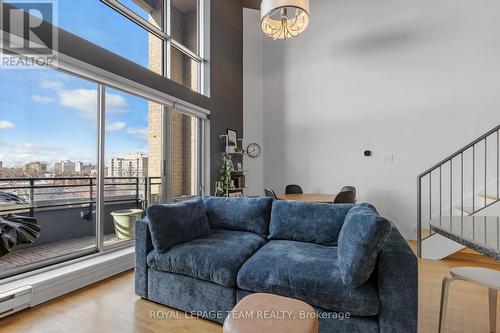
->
[216,153,234,197]
[0,191,41,257]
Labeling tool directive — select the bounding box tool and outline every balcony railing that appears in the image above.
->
[0,176,166,213]
[0,176,162,279]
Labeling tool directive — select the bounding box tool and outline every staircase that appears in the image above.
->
[417,124,500,259]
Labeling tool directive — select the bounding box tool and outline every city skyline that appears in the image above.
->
[0,151,148,170]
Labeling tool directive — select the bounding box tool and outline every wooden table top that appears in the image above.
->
[277,193,335,203]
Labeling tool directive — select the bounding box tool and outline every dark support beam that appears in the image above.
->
[242,0,260,10]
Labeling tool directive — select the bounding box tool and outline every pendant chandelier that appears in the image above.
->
[261,0,310,40]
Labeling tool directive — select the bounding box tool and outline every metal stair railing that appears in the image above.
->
[417,124,500,257]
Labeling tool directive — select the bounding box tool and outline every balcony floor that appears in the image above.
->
[0,233,127,272]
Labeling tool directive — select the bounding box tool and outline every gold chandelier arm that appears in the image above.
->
[261,1,310,40]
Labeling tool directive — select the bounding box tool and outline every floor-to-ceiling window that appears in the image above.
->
[0,69,99,275]
[0,0,209,279]
[0,72,207,278]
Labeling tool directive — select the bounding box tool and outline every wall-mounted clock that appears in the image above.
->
[246,143,262,158]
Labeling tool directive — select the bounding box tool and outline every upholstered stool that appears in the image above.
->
[439,267,500,333]
[224,293,319,333]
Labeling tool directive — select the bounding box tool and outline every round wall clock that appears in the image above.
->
[246,143,262,158]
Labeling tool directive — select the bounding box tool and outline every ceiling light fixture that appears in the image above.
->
[261,0,310,40]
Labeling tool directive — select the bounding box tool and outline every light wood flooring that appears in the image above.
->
[0,242,498,333]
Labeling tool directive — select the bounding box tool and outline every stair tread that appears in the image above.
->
[478,193,499,200]
[454,205,497,214]
[456,206,474,214]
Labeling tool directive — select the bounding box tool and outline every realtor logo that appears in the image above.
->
[0,0,58,68]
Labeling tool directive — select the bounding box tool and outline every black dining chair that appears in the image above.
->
[264,188,278,200]
[285,184,303,194]
[333,186,356,204]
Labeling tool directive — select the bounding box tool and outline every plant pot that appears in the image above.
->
[110,209,143,240]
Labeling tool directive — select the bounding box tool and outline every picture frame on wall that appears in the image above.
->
[229,191,243,198]
[227,129,237,147]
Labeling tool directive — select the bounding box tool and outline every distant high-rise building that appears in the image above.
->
[75,161,97,176]
[107,153,148,178]
[53,161,62,174]
[75,161,84,173]
[60,160,75,174]
[24,162,47,174]
[52,160,76,175]
[0,161,3,169]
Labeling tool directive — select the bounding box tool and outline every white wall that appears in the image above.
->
[244,1,500,239]
[243,9,264,196]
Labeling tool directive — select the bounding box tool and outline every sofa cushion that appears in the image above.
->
[147,229,266,288]
[202,196,273,237]
[236,240,379,316]
[269,200,354,246]
[338,203,392,288]
[146,198,211,253]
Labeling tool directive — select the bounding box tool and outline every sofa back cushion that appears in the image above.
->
[268,200,354,246]
[147,198,211,253]
[202,197,273,237]
[338,203,392,288]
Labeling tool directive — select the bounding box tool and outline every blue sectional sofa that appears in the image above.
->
[135,197,417,333]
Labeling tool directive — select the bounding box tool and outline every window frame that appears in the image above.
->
[0,51,210,281]
[60,50,210,254]
[101,0,209,95]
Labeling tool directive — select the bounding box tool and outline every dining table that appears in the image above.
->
[276,193,335,203]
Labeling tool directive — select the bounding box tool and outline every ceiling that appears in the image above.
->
[242,0,260,10]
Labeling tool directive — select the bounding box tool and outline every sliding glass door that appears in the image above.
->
[171,109,202,200]
[0,69,99,276]
[103,87,167,248]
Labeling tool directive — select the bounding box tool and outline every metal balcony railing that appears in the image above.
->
[0,176,164,279]
[0,176,160,214]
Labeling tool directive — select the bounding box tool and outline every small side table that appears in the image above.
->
[224,293,319,333]
[439,267,500,333]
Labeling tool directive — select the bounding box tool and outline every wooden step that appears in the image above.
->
[456,194,500,214]
[456,206,474,214]
[478,193,499,201]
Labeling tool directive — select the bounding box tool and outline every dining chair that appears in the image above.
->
[264,188,278,199]
[333,186,356,204]
[285,184,303,194]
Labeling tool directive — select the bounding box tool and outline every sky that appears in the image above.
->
[0,0,155,167]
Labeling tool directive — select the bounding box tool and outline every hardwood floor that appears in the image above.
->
[414,242,499,333]
[0,243,498,333]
